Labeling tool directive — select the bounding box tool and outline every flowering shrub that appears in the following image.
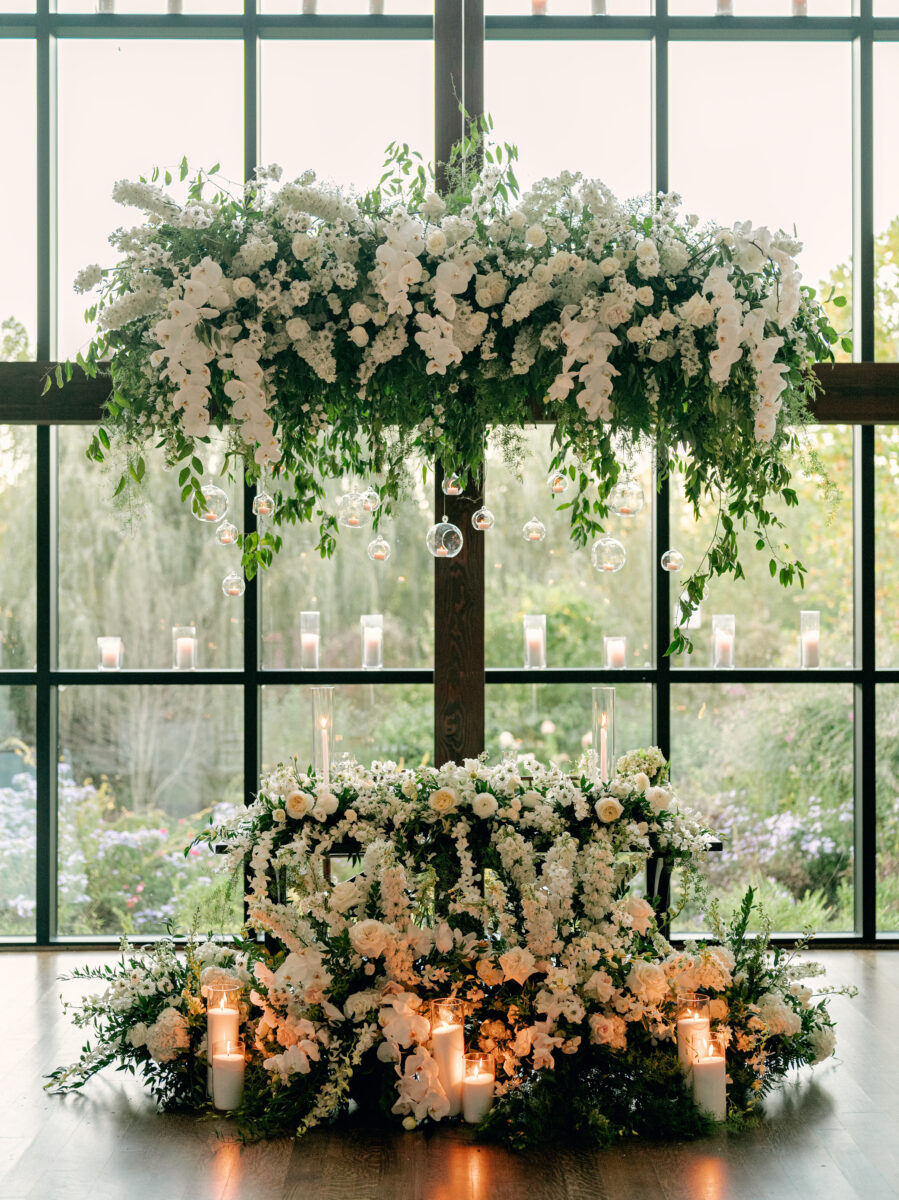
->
[66,129,839,639]
[50,749,849,1145]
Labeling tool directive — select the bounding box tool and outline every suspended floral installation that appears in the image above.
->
[63,123,842,649]
[48,747,849,1146]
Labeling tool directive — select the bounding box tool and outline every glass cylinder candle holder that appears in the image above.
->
[370,0,384,10]
[604,635,627,670]
[168,0,183,12]
[592,0,607,12]
[97,636,123,671]
[692,1034,727,1121]
[592,686,615,783]
[799,610,820,669]
[523,614,547,670]
[302,0,317,11]
[96,0,114,11]
[211,1038,245,1112]
[172,625,197,671]
[674,590,702,631]
[711,614,735,669]
[462,1053,495,1124]
[429,999,465,1116]
[300,611,320,670]
[676,993,710,1072]
[361,614,383,670]
[716,0,733,12]
[311,687,333,790]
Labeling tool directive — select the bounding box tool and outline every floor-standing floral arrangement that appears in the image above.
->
[48,750,849,1147]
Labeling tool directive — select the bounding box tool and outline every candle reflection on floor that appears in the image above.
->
[687,1154,727,1200]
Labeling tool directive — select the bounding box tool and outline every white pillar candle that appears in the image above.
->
[175,637,196,670]
[592,0,607,12]
[800,629,819,668]
[462,1071,494,1123]
[604,636,626,670]
[430,1000,465,1117]
[361,615,384,669]
[97,637,123,670]
[799,611,820,669]
[793,0,808,14]
[319,722,330,788]
[692,1050,727,1121]
[677,1016,710,1072]
[600,717,608,782]
[532,0,547,11]
[212,1042,245,1111]
[207,997,240,1053]
[301,632,320,668]
[370,0,385,10]
[716,0,733,12]
[523,615,546,670]
[168,0,183,12]
[711,615,735,669]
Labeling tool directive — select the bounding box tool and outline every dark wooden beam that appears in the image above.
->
[2,361,898,426]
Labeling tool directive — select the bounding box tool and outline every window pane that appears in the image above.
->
[877,686,899,934]
[875,428,899,667]
[57,39,244,358]
[485,40,651,199]
[670,426,853,669]
[484,2,650,13]
[57,685,242,937]
[262,684,433,770]
[671,683,854,935]
[261,1,432,11]
[0,687,36,938]
[669,42,852,311]
[0,428,36,669]
[260,40,433,192]
[485,429,652,669]
[0,41,36,358]
[56,1,242,12]
[486,682,651,770]
[874,45,899,362]
[262,478,433,670]
[668,1,849,12]
[58,429,244,670]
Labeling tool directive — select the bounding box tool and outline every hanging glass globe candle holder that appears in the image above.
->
[361,487,381,513]
[548,470,570,496]
[427,517,464,558]
[337,492,371,529]
[221,572,246,598]
[522,516,546,543]
[661,548,685,573]
[441,473,464,497]
[216,521,238,547]
[367,534,391,562]
[591,536,627,573]
[194,483,229,523]
[252,490,275,518]
[607,475,645,517]
[471,507,495,531]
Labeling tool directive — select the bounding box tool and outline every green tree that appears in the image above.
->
[819,216,899,362]
[0,317,31,363]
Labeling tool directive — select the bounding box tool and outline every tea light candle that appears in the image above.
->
[430,1000,464,1116]
[527,528,542,542]
[692,1038,727,1121]
[462,1054,495,1124]
[212,1040,245,1111]
[436,544,448,557]
[604,636,626,670]
[711,615,735,669]
[97,637,123,671]
[800,610,820,669]
[219,529,235,545]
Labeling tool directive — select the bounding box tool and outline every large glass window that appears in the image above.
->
[0,40,36,358]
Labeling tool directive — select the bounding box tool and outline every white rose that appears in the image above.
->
[633,772,651,794]
[584,970,614,1003]
[709,997,729,1021]
[595,797,624,823]
[624,895,655,936]
[626,959,668,1005]
[525,225,547,248]
[509,211,526,230]
[810,1023,836,1064]
[646,786,670,814]
[498,945,536,985]
[286,316,310,341]
[349,918,389,959]
[312,790,339,820]
[649,341,669,363]
[273,808,286,823]
[231,276,255,299]
[348,326,369,347]
[427,230,447,256]
[330,880,360,913]
[429,787,459,815]
[127,1022,148,1048]
[348,301,371,325]
[401,777,419,800]
[635,238,657,258]
[520,790,543,809]
[636,286,654,305]
[471,793,498,819]
[599,256,620,276]
[292,232,315,260]
[422,192,446,220]
[285,790,314,819]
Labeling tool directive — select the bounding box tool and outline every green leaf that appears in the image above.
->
[832,294,848,308]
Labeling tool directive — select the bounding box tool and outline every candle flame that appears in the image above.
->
[601,713,607,730]
[218,995,226,1010]
[226,1040,232,1055]
[319,716,329,730]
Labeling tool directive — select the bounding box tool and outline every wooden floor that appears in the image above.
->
[2,949,898,1200]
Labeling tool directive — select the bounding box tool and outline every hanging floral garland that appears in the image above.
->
[64,126,842,647]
